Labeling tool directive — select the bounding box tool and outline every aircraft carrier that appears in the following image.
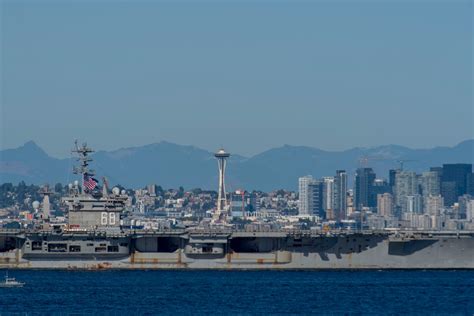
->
[0,142,473,270]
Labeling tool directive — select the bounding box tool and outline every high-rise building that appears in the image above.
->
[377,193,393,217]
[309,180,325,218]
[424,195,444,216]
[334,170,348,219]
[420,171,440,197]
[298,176,314,216]
[299,176,325,218]
[389,169,397,193]
[394,171,418,214]
[406,194,423,214]
[354,168,376,210]
[467,173,474,196]
[372,178,391,199]
[467,200,474,221]
[457,194,473,219]
[322,177,335,219]
[441,164,472,206]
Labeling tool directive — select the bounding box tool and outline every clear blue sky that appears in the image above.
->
[1,0,472,158]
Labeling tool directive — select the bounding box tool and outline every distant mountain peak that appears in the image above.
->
[18,141,48,156]
[1,139,473,190]
[22,140,40,148]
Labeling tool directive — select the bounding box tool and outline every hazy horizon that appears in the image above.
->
[2,1,473,158]
[2,137,473,160]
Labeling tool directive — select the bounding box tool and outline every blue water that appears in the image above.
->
[0,270,473,315]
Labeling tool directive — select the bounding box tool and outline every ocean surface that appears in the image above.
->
[0,270,473,315]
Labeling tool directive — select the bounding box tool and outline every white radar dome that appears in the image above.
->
[32,201,40,209]
[74,180,79,187]
[121,190,126,195]
[68,183,73,189]
[112,187,120,195]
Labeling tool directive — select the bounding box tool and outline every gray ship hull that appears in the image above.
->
[1,229,473,269]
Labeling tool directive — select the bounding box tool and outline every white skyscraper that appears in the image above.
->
[298,176,314,216]
[323,177,335,219]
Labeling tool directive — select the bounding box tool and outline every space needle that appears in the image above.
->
[214,148,230,215]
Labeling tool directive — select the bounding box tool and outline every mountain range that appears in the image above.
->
[1,140,473,191]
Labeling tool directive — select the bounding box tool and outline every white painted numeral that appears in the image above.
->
[101,212,108,225]
[109,212,116,225]
[101,212,116,225]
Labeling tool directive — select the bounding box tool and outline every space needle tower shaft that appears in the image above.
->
[215,148,230,212]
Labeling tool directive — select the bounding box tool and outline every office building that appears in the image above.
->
[389,169,397,193]
[309,180,325,218]
[354,168,376,210]
[322,177,335,219]
[441,164,472,206]
[420,171,440,197]
[334,170,348,219]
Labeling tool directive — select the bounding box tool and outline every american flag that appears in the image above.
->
[83,173,98,191]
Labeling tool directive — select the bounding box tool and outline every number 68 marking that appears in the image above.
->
[101,212,116,225]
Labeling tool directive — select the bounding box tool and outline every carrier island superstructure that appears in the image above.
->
[0,143,473,269]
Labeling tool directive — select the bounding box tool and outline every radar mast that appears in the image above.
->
[72,140,95,193]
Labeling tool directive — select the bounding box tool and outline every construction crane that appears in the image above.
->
[396,159,418,171]
[357,155,390,168]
